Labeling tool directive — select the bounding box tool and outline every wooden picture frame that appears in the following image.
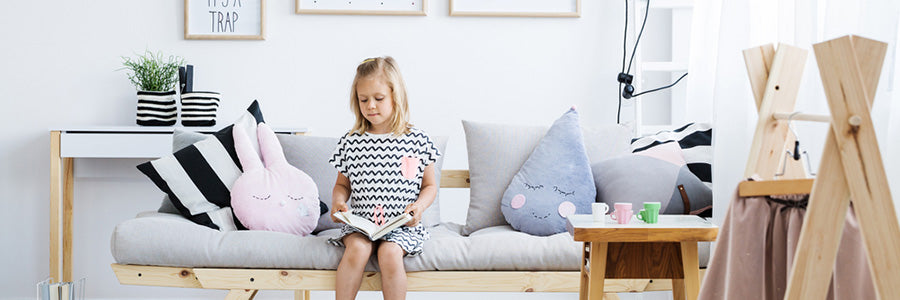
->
[185,0,265,40]
[295,0,427,16]
[450,0,581,18]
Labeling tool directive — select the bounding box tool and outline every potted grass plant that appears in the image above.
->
[121,50,184,126]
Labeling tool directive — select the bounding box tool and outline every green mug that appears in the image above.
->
[637,202,661,224]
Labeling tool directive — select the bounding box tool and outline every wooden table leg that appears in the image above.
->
[678,242,700,300]
[50,132,61,282]
[50,131,74,283]
[62,156,73,282]
[580,242,589,300]
[588,242,608,300]
[672,279,685,300]
[294,290,310,300]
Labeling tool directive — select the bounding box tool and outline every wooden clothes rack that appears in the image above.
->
[739,41,814,194]
[735,35,900,299]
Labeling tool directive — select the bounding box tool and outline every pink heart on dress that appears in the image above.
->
[400,156,419,179]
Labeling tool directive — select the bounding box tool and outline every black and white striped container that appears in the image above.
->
[136,90,177,126]
[180,91,220,126]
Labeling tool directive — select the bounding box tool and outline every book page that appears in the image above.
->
[334,211,413,240]
[371,213,413,240]
[334,211,377,236]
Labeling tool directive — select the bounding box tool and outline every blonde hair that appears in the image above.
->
[349,56,411,136]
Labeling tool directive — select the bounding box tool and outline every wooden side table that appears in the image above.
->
[567,214,718,300]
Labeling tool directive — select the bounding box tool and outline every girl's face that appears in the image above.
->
[356,74,394,133]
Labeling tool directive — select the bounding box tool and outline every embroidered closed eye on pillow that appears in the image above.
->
[500,107,596,236]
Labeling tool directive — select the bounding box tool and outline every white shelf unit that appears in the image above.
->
[630,0,694,137]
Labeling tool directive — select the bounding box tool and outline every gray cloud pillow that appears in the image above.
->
[462,120,631,236]
[500,108,595,236]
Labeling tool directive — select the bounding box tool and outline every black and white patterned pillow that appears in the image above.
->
[137,100,265,231]
[631,122,712,186]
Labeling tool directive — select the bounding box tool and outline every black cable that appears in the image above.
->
[618,0,649,124]
[617,82,623,124]
[616,0,690,124]
[631,72,688,98]
[626,0,650,75]
[622,0,628,74]
[618,0,628,124]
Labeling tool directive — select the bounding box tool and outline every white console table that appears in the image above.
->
[48,126,308,283]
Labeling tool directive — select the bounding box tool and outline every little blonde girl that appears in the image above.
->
[328,56,441,300]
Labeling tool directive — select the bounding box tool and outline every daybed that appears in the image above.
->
[110,126,710,300]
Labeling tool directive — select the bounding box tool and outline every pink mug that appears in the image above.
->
[610,203,633,224]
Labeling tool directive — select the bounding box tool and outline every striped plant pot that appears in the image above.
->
[181,91,220,126]
[136,91,177,126]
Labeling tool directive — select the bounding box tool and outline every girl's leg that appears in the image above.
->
[377,242,407,300]
[336,233,373,300]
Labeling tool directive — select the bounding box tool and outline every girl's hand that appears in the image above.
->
[331,201,349,223]
[404,202,426,227]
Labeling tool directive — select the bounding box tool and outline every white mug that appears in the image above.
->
[592,203,610,222]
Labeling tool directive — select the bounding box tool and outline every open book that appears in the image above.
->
[333,210,413,241]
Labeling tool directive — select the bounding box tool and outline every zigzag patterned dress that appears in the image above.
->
[327,128,441,256]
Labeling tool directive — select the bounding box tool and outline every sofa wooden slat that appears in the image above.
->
[112,264,706,294]
[111,264,202,288]
[439,169,470,188]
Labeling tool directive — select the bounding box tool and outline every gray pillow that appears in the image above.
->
[278,134,448,233]
[462,120,631,236]
[591,154,712,216]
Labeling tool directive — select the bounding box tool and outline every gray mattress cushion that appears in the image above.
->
[111,212,708,271]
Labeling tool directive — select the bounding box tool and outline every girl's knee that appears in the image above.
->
[343,234,373,258]
[377,242,406,259]
[344,233,372,248]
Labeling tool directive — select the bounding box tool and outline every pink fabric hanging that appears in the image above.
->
[698,189,874,300]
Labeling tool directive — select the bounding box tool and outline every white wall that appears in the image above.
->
[0,1,637,299]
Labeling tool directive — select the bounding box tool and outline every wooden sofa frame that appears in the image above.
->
[112,170,705,299]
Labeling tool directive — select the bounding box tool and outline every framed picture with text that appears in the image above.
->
[450,0,580,18]
[295,0,427,16]
[185,0,265,40]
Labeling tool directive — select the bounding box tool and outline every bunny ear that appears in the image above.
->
[234,126,263,171]
[256,123,288,167]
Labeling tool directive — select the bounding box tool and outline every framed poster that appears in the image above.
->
[185,0,265,40]
[450,0,580,17]
[296,0,427,16]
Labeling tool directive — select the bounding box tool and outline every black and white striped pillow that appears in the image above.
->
[137,100,265,231]
[631,122,712,186]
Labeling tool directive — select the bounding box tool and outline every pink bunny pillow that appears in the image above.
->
[231,123,320,236]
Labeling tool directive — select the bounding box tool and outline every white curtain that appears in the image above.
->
[688,0,900,227]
